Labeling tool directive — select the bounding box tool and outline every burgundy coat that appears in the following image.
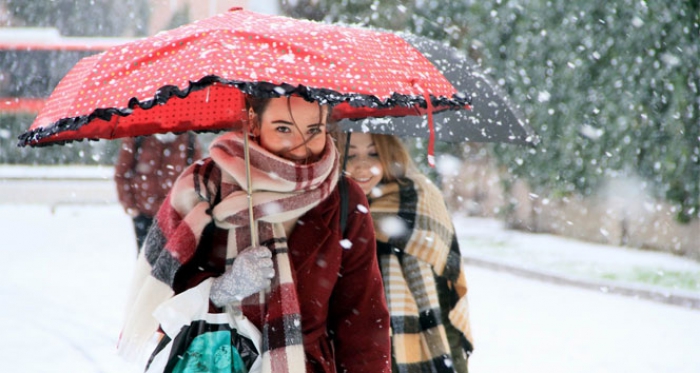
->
[114,134,202,217]
[178,178,391,373]
[243,179,390,372]
[286,178,390,373]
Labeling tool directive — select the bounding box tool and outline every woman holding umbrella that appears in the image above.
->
[119,95,390,373]
[338,132,474,373]
[17,8,476,373]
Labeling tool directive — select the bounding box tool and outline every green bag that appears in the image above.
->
[167,320,254,373]
[145,279,262,373]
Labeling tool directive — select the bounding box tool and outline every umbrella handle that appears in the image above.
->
[243,133,258,247]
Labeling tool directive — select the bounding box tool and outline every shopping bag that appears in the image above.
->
[145,278,262,373]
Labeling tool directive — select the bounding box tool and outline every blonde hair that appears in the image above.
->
[336,132,415,183]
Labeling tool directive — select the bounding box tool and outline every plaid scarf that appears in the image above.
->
[369,172,473,373]
[119,132,339,373]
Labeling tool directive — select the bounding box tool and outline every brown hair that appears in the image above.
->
[336,132,414,182]
[245,96,273,117]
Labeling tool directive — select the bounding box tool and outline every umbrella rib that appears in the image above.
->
[109,115,120,139]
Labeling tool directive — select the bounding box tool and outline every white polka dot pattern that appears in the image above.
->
[22,8,464,146]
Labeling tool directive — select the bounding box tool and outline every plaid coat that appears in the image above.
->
[119,133,390,373]
[369,172,474,373]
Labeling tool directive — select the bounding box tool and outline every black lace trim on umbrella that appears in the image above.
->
[17,75,471,147]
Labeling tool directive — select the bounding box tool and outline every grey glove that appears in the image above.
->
[210,245,275,307]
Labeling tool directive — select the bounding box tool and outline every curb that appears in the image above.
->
[463,256,700,311]
[0,166,115,181]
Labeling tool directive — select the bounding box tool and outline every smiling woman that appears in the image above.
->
[338,132,474,373]
[341,133,412,196]
[119,94,391,373]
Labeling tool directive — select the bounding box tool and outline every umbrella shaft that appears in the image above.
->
[243,134,258,247]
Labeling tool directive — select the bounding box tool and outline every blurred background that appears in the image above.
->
[1,0,698,260]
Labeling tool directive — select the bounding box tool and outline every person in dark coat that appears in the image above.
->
[119,96,391,373]
[338,132,474,373]
[114,132,202,252]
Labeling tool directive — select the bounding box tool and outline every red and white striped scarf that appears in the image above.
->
[119,132,339,373]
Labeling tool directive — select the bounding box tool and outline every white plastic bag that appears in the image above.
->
[146,278,262,373]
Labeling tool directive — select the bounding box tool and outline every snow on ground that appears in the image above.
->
[1,173,700,372]
[454,215,700,295]
[1,204,139,373]
[467,265,700,373]
[0,164,115,180]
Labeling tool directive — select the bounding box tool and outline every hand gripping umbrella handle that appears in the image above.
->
[243,133,258,247]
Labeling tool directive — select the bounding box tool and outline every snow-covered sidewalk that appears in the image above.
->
[454,216,700,309]
[1,204,138,373]
[0,164,115,180]
[0,165,116,205]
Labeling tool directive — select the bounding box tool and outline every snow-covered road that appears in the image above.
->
[2,203,699,372]
[1,205,136,373]
[467,266,700,372]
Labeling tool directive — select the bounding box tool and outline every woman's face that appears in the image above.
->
[253,96,328,164]
[346,132,384,196]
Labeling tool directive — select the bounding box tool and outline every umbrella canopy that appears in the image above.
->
[17,8,469,147]
[340,33,538,145]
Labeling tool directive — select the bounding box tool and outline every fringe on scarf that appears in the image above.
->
[369,171,473,373]
[118,132,339,373]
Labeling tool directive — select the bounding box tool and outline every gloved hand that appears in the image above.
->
[210,245,275,307]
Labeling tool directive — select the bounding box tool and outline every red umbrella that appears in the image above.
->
[18,7,469,156]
